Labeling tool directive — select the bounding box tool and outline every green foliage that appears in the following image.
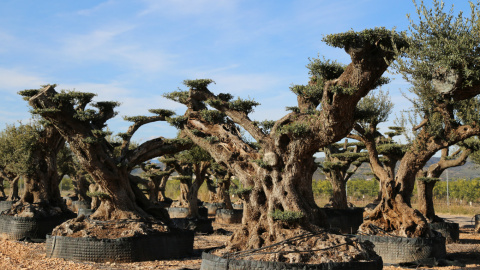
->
[253,120,275,134]
[312,179,379,198]
[205,136,219,143]
[252,159,270,169]
[434,178,480,202]
[86,190,110,200]
[91,129,112,138]
[82,137,101,144]
[148,109,176,117]
[321,161,346,172]
[228,97,260,114]
[307,57,345,80]
[183,79,214,89]
[163,90,189,104]
[74,109,98,122]
[166,115,188,129]
[417,177,440,183]
[176,145,212,164]
[123,115,151,123]
[18,89,40,99]
[229,186,252,196]
[354,89,393,125]
[377,143,407,157]
[92,101,120,112]
[285,106,300,113]
[290,84,323,102]
[312,180,333,197]
[323,27,407,52]
[218,93,233,102]
[347,178,380,198]
[173,175,192,181]
[396,0,480,89]
[200,110,226,124]
[277,122,311,137]
[0,123,40,176]
[328,85,358,95]
[59,176,74,191]
[270,209,304,222]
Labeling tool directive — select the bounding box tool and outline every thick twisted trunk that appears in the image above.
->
[229,156,325,250]
[327,173,348,209]
[73,174,91,203]
[216,178,233,210]
[9,127,72,218]
[417,179,437,222]
[7,176,19,201]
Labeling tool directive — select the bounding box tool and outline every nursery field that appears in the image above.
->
[0,216,479,270]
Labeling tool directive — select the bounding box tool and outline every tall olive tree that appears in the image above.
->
[360,0,480,237]
[163,28,406,252]
[22,86,192,222]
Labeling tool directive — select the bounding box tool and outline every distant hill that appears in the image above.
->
[314,157,479,181]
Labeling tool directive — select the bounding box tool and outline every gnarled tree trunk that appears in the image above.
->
[7,176,20,201]
[10,126,71,218]
[417,178,438,223]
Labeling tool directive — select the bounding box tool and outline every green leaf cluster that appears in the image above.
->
[269,210,304,222]
[200,110,226,124]
[277,122,311,137]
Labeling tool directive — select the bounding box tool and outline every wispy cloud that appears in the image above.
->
[77,0,117,16]
[60,25,174,72]
[139,0,237,17]
[0,68,47,93]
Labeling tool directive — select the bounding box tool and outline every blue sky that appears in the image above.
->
[0,0,473,143]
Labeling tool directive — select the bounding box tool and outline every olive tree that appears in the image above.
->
[417,138,480,222]
[0,122,70,217]
[319,140,368,209]
[22,86,192,223]
[360,0,480,237]
[163,27,406,254]
[166,146,212,218]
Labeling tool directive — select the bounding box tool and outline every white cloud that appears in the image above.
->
[60,25,174,72]
[139,0,237,16]
[0,68,48,93]
[77,0,117,16]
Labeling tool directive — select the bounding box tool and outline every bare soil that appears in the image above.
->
[0,215,479,270]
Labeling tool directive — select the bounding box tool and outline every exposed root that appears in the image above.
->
[360,196,431,238]
[214,228,379,264]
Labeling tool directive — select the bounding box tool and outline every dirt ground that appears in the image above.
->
[0,215,479,270]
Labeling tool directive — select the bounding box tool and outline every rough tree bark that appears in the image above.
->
[7,176,20,201]
[165,29,407,251]
[358,118,480,237]
[417,147,471,222]
[23,86,192,222]
[207,168,233,210]
[8,125,71,218]
[0,170,19,201]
